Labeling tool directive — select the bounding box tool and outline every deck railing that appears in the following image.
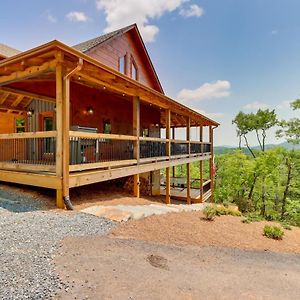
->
[0,131,211,173]
[0,131,57,171]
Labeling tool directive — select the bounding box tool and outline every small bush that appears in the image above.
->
[215,206,242,217]
[281,223,292,230]
[202,206,216,221]
[263,225,284,240]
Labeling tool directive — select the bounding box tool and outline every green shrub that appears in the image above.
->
[202,205,242,221]
[263,225,284,240]
[281,223,292,230]
[215,206,242,217]
[202,206,216,221]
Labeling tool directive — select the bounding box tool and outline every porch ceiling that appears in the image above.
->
[0,40,219,127]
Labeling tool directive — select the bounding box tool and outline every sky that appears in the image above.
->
[1,0,299,146]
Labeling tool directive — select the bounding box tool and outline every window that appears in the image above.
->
[103,120,111,134]
[15,118,25,133]
[131,58,138,80]
[119,55,126,74]
[142,128,149,137]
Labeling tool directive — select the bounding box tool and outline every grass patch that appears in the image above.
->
[263,225,284,240]
[202,205,241,221]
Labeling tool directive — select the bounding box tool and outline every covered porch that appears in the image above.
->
[0,41,218,208]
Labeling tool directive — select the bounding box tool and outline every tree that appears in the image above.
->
[277,99,300,144]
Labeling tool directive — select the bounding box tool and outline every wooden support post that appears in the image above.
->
[62,74,71,202]
[165,109,171,204]
[55,61,64,209]
[209,125,214,202]
[133,96,140,197]
[200,125,204,202]
[186,117,191,204]
[172,127,175,184]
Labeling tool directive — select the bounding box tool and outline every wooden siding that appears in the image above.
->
[27,99,55,132]
[85,31,159,91]
[70,82,160,135]
[0,112,16,134]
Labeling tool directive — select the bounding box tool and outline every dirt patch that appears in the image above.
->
[54,236,300,300]
[147,254,169,270]
[110,212,300,254]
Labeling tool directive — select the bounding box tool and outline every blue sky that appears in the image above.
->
[1,0,299,146]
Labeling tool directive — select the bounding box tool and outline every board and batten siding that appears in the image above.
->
[27,99,55,132]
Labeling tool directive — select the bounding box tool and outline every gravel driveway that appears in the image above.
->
[0,188,115,300]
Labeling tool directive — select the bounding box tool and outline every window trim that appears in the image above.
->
[118,55,126,74]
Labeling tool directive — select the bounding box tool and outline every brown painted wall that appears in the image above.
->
[85,31,159,91]
[70,83,160,135]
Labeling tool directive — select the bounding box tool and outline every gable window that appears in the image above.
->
[131,57,138,80]
[119,55,126,74]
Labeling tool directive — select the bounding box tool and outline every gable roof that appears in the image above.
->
[0,43,21,59]
[73,25,134,52]
[73,24,164,94]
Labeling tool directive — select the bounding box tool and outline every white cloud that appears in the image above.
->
[66,11,89,22]
[95,0,202,43]
[180,4,204,18]
[243,101,270,110]
[47,13,57,23]
[275,100,291,109]
[195,109,224,119]
[177,80,231,103]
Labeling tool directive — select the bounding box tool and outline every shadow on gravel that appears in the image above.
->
[0,188,49,213]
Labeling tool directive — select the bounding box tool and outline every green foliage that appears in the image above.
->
[242,212,264,223]
[202,206,216,221]
[263,225,284,240]
[276,99,300,145]
[202,205,242,221]
[281,223,292,230]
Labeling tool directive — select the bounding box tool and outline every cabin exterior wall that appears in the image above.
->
[85,32,159,91]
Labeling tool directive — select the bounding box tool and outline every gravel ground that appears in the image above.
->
[0,189,115,300]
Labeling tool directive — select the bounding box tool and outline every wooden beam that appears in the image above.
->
[0,170,61,189]
[0,92,9,104]
[200,126,204,201]
[0,59,57,87]
[165,109,171,204]
[209,126,214,202]
[55,63,64,208]
[186,116,191,204]
[133,96,140,197]
[172,127,175,182]
[0,87,55,103]
[0,104,26,113]
[11,95,24,107]
[69,154,210,188]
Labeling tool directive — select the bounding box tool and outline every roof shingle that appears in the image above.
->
[73,24,134,53]
[0,43,21,58]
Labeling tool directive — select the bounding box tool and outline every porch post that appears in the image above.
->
[186,116,191,204]
[55,59,64,208]
[200,125,204,201]
[165,109,171,204]
[133,96,140,197]
[209,125,214,202]
[172,127,175,184]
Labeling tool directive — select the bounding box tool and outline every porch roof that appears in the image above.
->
[0,40,219,127]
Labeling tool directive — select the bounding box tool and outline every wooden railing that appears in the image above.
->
[69,131,211,171]
[0,131,57,172]
[0,131,211,173]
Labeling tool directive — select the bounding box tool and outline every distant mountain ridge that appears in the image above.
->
[214,142,300,155]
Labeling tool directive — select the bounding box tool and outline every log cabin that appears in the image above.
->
[0,24,219,209]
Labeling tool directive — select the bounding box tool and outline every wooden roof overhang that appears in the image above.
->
[0,40,219,128]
